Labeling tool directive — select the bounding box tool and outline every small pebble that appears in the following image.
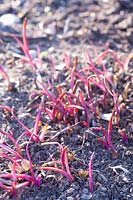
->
[44,22,56,35]
[0,13,20,26]
[81,193,92,200]
[59,194,66,199]
[11,0,25,8]
[28,197,34,200]
[67,197,74,200]
[100,191,108,197]
[100,187,107,192]
[82,188,89,194]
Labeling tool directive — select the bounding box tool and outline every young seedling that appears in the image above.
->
[0,17,130,197]
[8,18,41,71]
[0,105,39,141]
[88,152,94,193]
[0,136,40,196]
[118,129,128,143]
[37,142,74,182]
[92,111,117,157]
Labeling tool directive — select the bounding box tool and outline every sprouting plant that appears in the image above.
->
[0,18,130,197]
[0,133,39,197]
[88,152,94,193]
[37,142,74,182]
[0,105,39,141]
[0,104,49,143]
[92,110,118,157]
[7,18,41,71]
[118,129,128,143]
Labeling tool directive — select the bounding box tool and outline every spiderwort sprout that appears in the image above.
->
[63,52,71,68]
[0,142,22,159]
[0,139,39,196]
[25,141,38,186]
[38,166,74,181]
[92,111,117,157]
[38,142,74,182]
[88,152,94,193]
[78,91,89,126]
[32,44,125,128]
[0,172,36,197]
[118,129,128,143]
[9,18,36,70]
[0,105,39,141]
[11,161,18,197]
[60,146,74,181]
[0,19,129,196]
[0,129,20,153]
[95,48,124,70]
[70,57,78,90]
[106,110,118,157]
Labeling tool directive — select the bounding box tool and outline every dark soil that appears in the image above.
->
[0,0,133,200]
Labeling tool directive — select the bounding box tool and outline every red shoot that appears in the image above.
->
[88,152,94,193]
[118,129,128,143]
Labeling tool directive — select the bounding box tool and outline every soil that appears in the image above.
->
[0,0,133,200]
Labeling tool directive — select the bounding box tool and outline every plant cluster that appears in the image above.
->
[0,19,131,197]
